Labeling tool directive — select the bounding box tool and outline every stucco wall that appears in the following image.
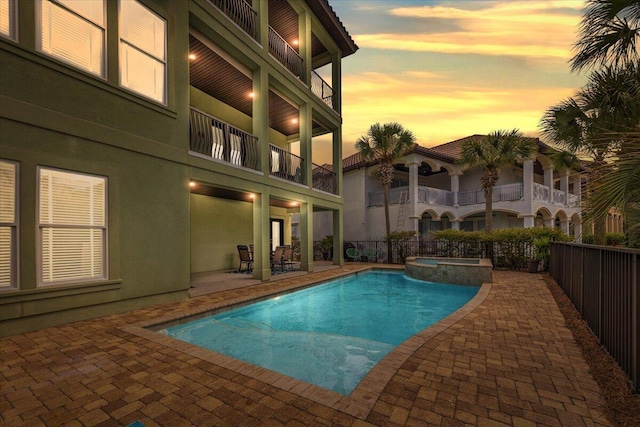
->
[190,194,253,272]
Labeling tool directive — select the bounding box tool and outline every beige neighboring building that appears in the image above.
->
[316,136,583,242]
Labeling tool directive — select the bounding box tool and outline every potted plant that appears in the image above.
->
[528,237,550,273]
[320,235,333,260]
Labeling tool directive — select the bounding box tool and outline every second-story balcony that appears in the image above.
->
[458,183,523,206]
[369,186,455,207]
[368,182,579,210]
[312,163,337,194]
[189,108,260,171]
[269,144,304,185]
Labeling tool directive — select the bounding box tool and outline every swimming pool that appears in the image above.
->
[159,270,478,395]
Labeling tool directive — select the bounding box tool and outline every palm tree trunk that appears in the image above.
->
[485,186,494,233]
[383,183,392,263]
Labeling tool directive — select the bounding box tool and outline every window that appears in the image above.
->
[0,0,17,40]
[38,168,107,285]
[0,160,18,289]
[119,0,166,103]
[37,0,105,77]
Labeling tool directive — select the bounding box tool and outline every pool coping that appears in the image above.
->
[121,267,491,419]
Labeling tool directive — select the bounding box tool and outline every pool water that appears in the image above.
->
[161,271,478,395]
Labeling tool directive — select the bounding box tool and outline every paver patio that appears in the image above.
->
[1,268,611,426]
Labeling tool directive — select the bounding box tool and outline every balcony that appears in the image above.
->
[311,70,334,109]
[369,186,454,207]
[189,108,260,171]
[312,163,337,194]
[458,183,523,206]
[209,0,257,40]
[269,144,304,185]
[368,182,582,209]
[268,27,303,78]
[208,0,337,111]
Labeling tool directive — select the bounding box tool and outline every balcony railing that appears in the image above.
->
[458,183,523,206]
[312,163,337,194]
[553,189,566,205]
[269,144,304,184]
[533,182,550,202]
[418,186,454,206]
[311,70,334,109]
[368,186,407,207]
[568,194,579,207]
[209,0,257,40]
[269,27,303,78]
[189,108,260,171]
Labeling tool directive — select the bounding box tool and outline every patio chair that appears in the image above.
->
[346,247,360,262]
[364,248,380,263]
[283,245,294,271]
[237,245,253,273]
[272,246,286,273]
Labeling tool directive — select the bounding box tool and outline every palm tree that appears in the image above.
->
[540,64,640,244]
[458,130,535,233]
[356,123,416,261]
[571,0,640,72]
[590,131,640,247]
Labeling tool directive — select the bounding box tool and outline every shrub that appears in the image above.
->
[605,233,626,246]
[432,228,570,269]
[582,234,595,244]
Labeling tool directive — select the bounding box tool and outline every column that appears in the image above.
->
[252,191,271,280]
[544,166,554,204]
[300,103,312,186]
[523,159,534,203]
[560,172,569,206]
[253,67,269,174]
[300,201,313,272]
[408,160,419,233]
[298,10,311,85]
[333,209,343,266]
[255,0,269,48]
[332,52,341,114]
[333,129,342,197]
[452,220,460,230]
[450,173,460,207]
[561,219,570,235]
[523,215,535,228]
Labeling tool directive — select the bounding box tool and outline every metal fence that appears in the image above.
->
[549,242,639,392]
[314,239,534,269]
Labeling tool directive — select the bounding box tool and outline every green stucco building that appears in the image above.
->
[0,0,357,335]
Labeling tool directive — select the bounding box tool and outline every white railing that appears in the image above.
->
[368,182,579,209]
[458,183,523,206]
[368,186,408,207]
[568,194,579,207]
[418,186,454,206]
[533,183,550,202]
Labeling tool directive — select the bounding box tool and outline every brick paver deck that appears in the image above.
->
[1,268,611,426]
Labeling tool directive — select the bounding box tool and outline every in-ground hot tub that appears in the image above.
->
[405,257,493,286]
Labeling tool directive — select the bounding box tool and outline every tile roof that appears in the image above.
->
[342,135,551,171]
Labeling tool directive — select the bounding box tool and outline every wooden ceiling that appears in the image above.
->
[189,33,328,139]
[190,182,300,209]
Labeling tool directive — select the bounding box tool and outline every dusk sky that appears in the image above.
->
[326,0,589,161]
